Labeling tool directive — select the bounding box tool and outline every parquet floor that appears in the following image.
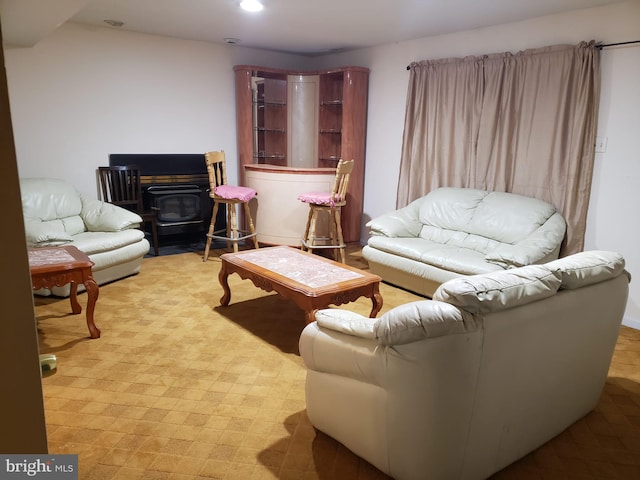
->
[35,246,640,479]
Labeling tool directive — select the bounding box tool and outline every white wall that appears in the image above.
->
[318,1,640,328]
[5,22,313,195]
[5,2,640,326]
[587,42,640,328]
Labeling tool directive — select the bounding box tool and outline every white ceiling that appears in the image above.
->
[0,0,627,55]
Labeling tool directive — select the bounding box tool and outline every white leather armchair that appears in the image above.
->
[299,251,629,480]
[21,177,150,296]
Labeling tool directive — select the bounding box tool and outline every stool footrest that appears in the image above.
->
[208,228,257,242]
[301,239,346,249]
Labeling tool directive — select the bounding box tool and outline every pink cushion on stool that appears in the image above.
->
[214,185,257,202]
[298,191,341,206]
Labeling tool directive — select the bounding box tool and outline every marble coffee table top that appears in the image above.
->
[236,246,364,289]
[28,247,76,267]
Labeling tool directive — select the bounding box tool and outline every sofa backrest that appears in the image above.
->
[366,250,628,347]
[433,250,627,314]
[418,187,563,253]
[21,178,86,246]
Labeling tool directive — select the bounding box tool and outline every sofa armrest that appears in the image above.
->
[374,301,477,345]
[366,199,423,238]
[80,196,143,232]
[485,212,566,267]
[23,219,73,247]
[315,301,478,346]
[315,309,377,339]
[299,320,385,386]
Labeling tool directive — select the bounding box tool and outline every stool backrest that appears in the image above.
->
[331,159,354,205]
[205,151,227,189]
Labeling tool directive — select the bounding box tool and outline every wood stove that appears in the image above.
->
[108,154,220,239]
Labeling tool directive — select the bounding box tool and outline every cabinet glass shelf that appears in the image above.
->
[253,153,286,160]
[255,127,286,133]
[254,101,286,107]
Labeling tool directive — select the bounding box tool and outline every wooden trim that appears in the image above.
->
[233,65,370,76]
[244,164,335,175]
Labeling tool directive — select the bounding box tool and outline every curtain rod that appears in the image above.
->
[405,39,640,69]
[598,39,640,49]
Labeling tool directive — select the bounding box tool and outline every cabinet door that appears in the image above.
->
[318,72,344,168]
[253,76,287,165]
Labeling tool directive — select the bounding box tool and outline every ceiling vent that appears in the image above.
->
[103,19,125,28]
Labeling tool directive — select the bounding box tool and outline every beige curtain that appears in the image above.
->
[398,56,484,206]
[398,41,600,255]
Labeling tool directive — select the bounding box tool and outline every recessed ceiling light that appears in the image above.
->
[240,0,264,12]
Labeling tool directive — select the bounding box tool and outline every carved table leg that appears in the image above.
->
[369,287,383,318]
[69,281,82,314]
[84,277,101,339]
[219,263,231,306]
[305,309,317,325]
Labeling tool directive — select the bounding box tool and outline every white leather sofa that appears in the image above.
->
[363,187,567,297]
[21,177,150,296]
[300,250,629,480]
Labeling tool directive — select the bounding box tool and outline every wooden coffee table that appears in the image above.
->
[218,246,383,324]
[29,245,100,339]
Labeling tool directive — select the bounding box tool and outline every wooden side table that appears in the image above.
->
[29,245,100,339]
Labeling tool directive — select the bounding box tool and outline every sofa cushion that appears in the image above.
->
[433,264,561,314]
[71,230,147,255]
[81,196,142,232]
[23,217,85,246]
[417,188,562,253]
[467,191,559,244]
[21,178,83,220]
[545,250,627,289]
[419,226,503,254]
[367,236,503,275]
[483,211,567,268]
[418,188,487,233]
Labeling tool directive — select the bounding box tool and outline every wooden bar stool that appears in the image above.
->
[203,151,259,261]
[298,159,354,263]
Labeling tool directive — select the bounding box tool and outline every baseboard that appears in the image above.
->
[622,316,640,330]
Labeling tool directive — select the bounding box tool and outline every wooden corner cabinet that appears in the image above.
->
[234,65,369,243]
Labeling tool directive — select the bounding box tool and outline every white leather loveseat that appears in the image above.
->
[21,177,150,296]
[363,187,567,297]
[300,250,629,480]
